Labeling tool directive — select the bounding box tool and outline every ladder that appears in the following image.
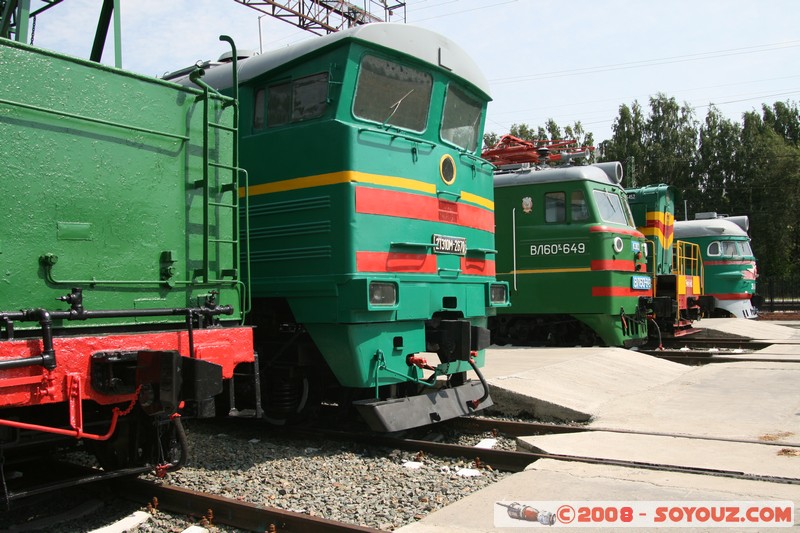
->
[191,37,243,286]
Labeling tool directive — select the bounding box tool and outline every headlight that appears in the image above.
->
[613,236,624,253]
[369,282,397,306]
[490,283,508,305]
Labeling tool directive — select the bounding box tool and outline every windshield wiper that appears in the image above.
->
[382,89,414,129]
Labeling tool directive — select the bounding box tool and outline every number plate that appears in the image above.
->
[433,234,466,255]
[631,275,652,290]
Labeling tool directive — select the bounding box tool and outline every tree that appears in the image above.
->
[483,131,499,149]
[695,105,741,214]
[739,110,800,277]
[762,100,800,146]
[642,95,698,209]
[597,102,646,186]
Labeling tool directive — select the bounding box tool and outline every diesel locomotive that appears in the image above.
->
[626,185,705,337]
[167,23,508,432]
[0,30,256,492]
[485,137,650,348]
[675,213,759,318]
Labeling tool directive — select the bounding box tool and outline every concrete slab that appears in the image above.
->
[396,460,800,532]
[401,328,800,533]
[754,343,800,357]
[591,362,800,442]
[483,347,692,422]
[517,431,800,479]
[695,318,800,342]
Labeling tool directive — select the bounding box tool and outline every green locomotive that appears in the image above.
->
[488,150,650,348]
[675,214,759,318]
[170,23,508,431]
[626,185,705,337]
[0,31,255,477]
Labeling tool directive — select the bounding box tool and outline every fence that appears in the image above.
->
[758,276,800,312]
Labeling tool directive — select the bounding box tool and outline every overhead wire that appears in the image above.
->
[489,41,800,85]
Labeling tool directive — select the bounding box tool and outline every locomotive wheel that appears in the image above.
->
[261,367,321,426]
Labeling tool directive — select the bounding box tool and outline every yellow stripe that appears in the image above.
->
[462,191,494,210]
[239,170,494,210]
[640,228,674,249]
[646,211,675,225]
[355,171,436,194]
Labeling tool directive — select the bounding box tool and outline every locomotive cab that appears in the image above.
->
[170,24,508,431]
[491,161,650,348]
[627,185,704,337]
[675,214,759,319]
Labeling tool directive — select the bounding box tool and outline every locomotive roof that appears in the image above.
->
[674,218,749,239]
[168,23,490,98]
[493,163,623,188]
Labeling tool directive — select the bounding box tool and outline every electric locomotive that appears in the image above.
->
[0,30,255,492]
[486,139,650,348]
[675,213,759,318]
[168,23,508,432]
[626,185,705,337]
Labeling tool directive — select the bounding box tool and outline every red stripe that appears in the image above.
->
[704,260,756,266]
[712,293,753,301]
[591,259,636,271]
[356,187,494,233]
[645,219,670,233]
[592,286,651,297]
[356,251,438,273]
[644,219,674,240]
[461,257,496,276]
[590,225,645,239]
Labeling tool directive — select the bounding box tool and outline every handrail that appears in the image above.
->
[0,96,189,141]
[357,127,437,148]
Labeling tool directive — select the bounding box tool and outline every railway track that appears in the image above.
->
[115,478,384,533]
[656,337,771,350]
[640,351,800,364]
[450,417,800,448]
[638,337,800,363]
[5,416,800,530]
[296,419,800,485]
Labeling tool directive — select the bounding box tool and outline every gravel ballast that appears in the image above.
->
[157,419,512,531]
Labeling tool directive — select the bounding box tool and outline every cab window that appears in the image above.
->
[593,190,628,225]
[258,72,328,129]
[721,241,738,256]
[738,241,753,256]
[293,73,328,120]
[267,82,291,126]
[545,192,566,223]
[353,55,432,132]
[707,242,721,256]
[571,190,589,221]
[253,88,266,129]
[441,84,482,151]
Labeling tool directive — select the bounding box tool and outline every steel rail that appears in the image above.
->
[450,416,800,448]
[117,478,383,533]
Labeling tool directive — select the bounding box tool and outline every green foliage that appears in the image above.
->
[598,97,800,278]
[483,98,800,277]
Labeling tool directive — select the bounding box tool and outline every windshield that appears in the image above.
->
[593,189,632,226]
[738,240,753,256]
[441,84,483,151]
[353,55,432,132]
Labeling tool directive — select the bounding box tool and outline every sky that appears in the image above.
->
[22,0,800,145]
